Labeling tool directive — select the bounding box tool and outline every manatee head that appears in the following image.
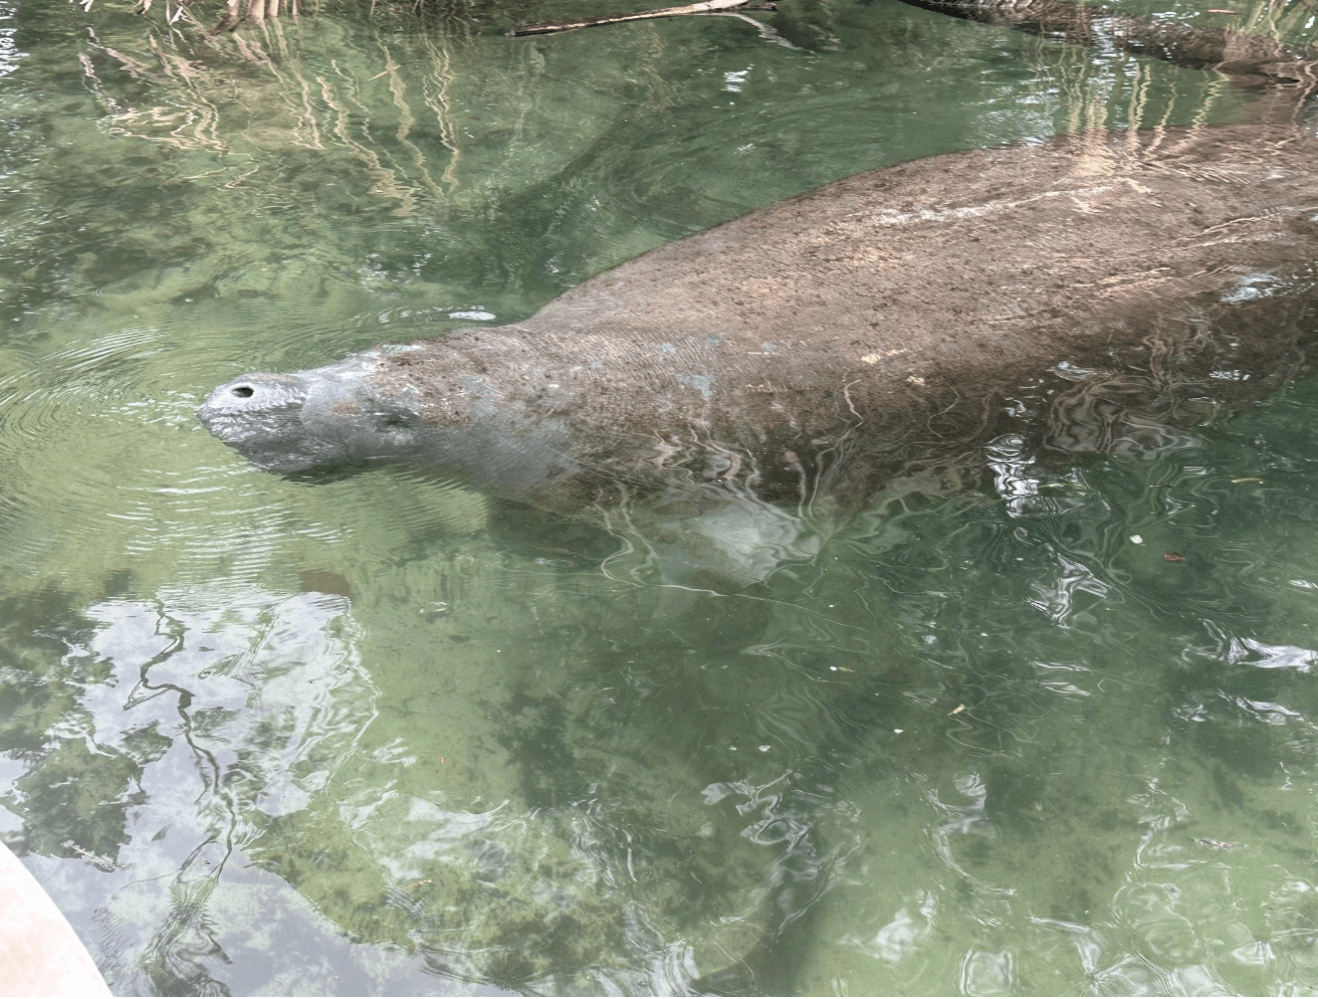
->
[196,352,426,474]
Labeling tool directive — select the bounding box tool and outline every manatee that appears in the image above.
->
[198,2,1318,528]
[198,119,1318,525]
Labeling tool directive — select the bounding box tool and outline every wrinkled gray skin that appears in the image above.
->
[199,6,1318,527]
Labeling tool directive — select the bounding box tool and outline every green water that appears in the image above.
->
[4,0,1318,994]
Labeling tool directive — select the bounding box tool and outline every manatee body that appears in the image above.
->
[198,123,1318,520]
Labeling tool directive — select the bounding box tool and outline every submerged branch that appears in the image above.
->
[507,0,776,38]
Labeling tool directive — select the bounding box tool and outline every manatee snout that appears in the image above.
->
[197,371,332,472]
[197,354,436,473]
[199,373,309,423]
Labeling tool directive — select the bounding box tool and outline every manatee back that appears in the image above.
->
[374,123,1318,516]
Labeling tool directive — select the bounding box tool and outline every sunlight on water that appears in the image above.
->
[3,0,1318,994]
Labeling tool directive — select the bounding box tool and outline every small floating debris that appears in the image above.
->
[1231,477,1264,484]
[1195,837,1244,850]
[62,840,131,872]
[1163,551,1186,562]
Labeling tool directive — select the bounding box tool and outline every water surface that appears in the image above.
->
[3,0,1318,994]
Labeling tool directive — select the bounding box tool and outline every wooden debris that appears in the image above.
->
[509,0,775,37]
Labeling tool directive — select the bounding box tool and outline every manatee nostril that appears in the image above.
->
[231,385,255,399]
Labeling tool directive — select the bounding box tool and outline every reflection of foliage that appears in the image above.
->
[14,743,143,858]
[0,585,268,995]
[0,590,99,755]
[58,0,730,320]
[0,589,141,861]
[217,560,801,992]
[57,0,1318,328]
[98,0,589,35]
[138,877,233,997]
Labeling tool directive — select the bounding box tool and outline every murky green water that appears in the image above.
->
[5,0,1318,994]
